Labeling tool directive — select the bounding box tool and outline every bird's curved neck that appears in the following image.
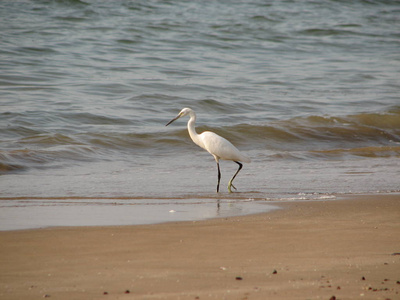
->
[187,111,202,147]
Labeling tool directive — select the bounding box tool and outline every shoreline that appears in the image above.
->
[1,194,399,299]
[0,196,281,231]
[0,192,395,232]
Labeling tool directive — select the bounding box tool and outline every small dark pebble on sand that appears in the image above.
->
[362,276,366,280]
[235,276,243,280]
[125,290,130,294]
[272,269,278,274]
[103,292,108,295]
[329,296,336,300]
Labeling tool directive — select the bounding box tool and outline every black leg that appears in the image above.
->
[228,161,243,193]
[216,162,221,193]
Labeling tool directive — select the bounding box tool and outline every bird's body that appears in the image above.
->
[166,108,250,192]
[195,131,250,163]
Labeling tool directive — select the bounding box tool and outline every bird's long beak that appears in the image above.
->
[165,113,181,126]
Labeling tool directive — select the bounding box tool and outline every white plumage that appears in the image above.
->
[166,108,250,192]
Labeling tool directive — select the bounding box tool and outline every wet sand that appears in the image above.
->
[1,194,399,300]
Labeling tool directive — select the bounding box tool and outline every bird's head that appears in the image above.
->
[165,108,192,126]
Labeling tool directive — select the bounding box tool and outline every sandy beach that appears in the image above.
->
[1,194,399,300]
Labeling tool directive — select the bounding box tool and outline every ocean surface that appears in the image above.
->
[1,0,399,230]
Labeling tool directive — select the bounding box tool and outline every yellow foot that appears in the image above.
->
[228,182,237,193]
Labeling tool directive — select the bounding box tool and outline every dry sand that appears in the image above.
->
[1,194,399,300]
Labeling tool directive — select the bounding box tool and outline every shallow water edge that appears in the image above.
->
[1,191,398,231]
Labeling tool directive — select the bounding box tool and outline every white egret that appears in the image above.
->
[166,108,251,193]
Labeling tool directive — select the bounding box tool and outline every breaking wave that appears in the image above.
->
[1,107,399,173]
